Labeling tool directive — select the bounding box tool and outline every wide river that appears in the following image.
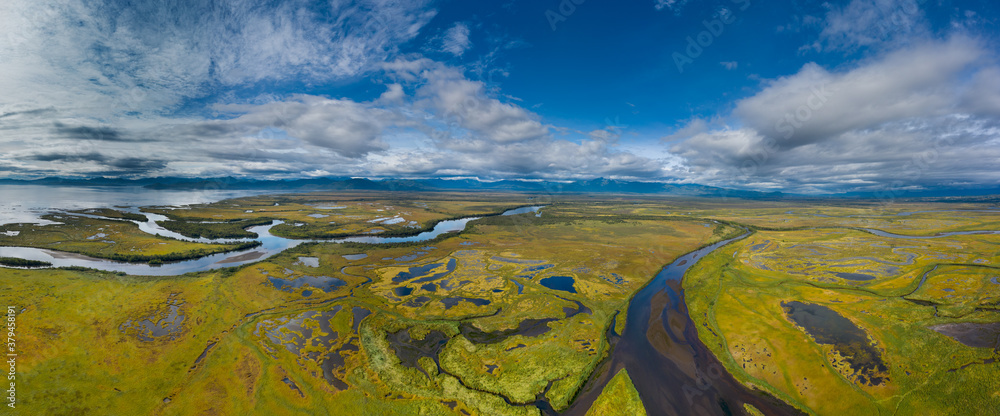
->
[562,233,804,416]
[0,202,543,275]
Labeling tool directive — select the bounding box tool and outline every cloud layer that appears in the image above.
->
[670,37,1000,193]
[1,0,997,194]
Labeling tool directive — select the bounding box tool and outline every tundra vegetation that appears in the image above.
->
[0,193,997,415]
[0,214,261,263]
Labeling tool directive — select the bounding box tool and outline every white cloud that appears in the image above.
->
[735,38,985,148]
[0,0,438,177]
[0,53,663,180]
[810,0,929,52]
[0,0,436,120]
[413,65,550,144]
[654,0,689,12]
[210,96,395,158]
[379,84,406,104]
[669,38,1000,193]
[362,62,663,179]
[441,23,472,56]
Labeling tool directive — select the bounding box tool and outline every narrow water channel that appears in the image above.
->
[0,206,543,276]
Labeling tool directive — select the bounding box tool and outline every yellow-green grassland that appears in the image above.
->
[1,192,998,415]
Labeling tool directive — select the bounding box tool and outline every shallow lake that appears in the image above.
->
[539,275,576,293]
[782,301,888,386]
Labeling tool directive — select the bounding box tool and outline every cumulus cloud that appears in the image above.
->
[416,66,550,145]
[211,96,395,158]
[0,0,437,178]
[0,50,661,181]
[736,37,983,148]
[366,61,662,179]
[0,0,666,181]
[669,37,1000,193]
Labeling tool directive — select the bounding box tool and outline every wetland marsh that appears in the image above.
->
[2,189,998,415]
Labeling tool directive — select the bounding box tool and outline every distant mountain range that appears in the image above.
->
[1,176,998,200]
[0,176,784,198]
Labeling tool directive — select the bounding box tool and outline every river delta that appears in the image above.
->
[1,190,998,415]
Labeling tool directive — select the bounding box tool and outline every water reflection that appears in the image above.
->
[0,185,276,226]
[0,206,545,276]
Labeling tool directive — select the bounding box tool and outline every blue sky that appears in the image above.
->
[1,0,999,193]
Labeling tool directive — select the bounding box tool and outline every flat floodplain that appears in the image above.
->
[685,209,1000,415]
[1,193,998,415]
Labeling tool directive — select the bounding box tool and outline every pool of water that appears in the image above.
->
[119,303,186,342]
[501,206,544,216]
[268,275,346,293]
[459,318,558,344]
[782,301,888,386]
[929,322,1000,349]
[511,279,524,294]
[386,328,450,378]
[834,272,876,281]
[394,258,458,284]
[351,307,371,333]
[539,276,576,293]
[295,257,320,267]
[258,307,342,355]
[440,297,491,309]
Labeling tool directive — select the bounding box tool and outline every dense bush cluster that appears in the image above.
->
[0,257,52,268]
[158,218,274,239]
[97,241,263,264]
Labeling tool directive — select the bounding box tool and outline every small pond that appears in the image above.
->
[459,318,557,344]
[929,322,1000,349]
[441,297,491,309]
[394,258,457,283]
[539,276,577,294]
[268,275,346,293]
[834,272,876,281]
[782,301,888,386]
